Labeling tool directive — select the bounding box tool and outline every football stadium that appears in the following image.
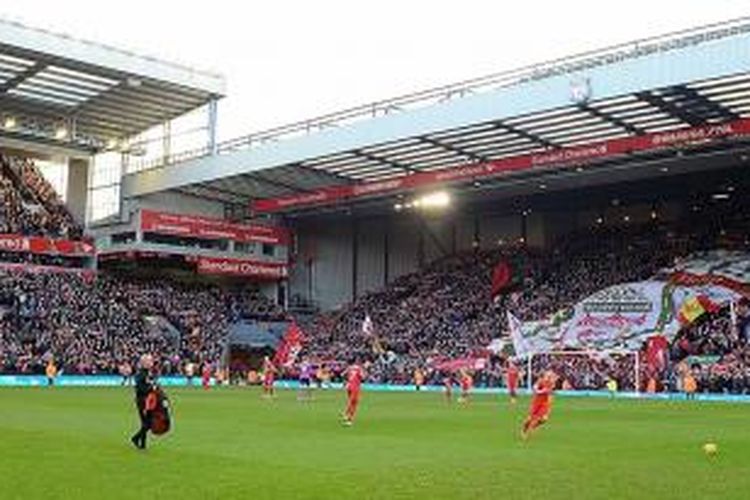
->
[2,9,750,500]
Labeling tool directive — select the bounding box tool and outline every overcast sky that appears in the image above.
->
[1,0,749,142]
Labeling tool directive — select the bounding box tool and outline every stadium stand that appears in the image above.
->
[301,197,750,392]
[0,154,82,239]
[0,156,747,397]
[0,268,283,376]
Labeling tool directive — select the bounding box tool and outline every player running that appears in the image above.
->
[506,361,520,404]
[262,356,277,399]
[342,361,365,426]
[521,370,558,440]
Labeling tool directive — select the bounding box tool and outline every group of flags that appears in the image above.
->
[273,313,385,369]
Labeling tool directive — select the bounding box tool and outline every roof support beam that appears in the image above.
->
[0,62,45,94]
[352,149,417,173]
[178,184,248,203]
[289,162,355,183]
[240,172,313,194]
[577,103,644,135]
[493,120,558,149]
[633,87,740,126]
[173,187,230,204]
[635,90,700,125]
[419,136,487,163]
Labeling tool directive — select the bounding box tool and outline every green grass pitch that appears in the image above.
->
[1,386,748,499]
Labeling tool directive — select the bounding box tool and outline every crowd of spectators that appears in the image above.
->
[0,155,82,239]
[0,269,282,376]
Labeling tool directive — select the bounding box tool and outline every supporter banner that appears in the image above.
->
[253,118,750,212]
[140,209,290,245]
[0,234,95,256]
[508,280,742,355]
[196,256,288,279]
[668,250,750,295]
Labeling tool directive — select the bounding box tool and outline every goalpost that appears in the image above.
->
[526,349,641,394]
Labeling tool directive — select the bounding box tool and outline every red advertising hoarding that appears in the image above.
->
[0,234,95,256]
[195,256,288,279]
[140,209,291,245]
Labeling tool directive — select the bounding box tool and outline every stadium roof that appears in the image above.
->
[0,19,225,153]
[123,17,750,213]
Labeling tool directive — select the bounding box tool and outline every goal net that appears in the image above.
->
[526,350,641,393]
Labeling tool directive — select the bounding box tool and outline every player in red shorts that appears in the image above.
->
[521,370,558,440]
[506,361,520,404]
[342,362,365,426]
[262,356,277,399]
[458,369,473,404]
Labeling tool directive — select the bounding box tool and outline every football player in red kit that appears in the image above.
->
[522,371,558,440]
[262,356,277,398]
[201,362,211,390]
[342,362,365,426]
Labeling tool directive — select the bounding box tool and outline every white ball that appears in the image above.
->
[703,443,718,456]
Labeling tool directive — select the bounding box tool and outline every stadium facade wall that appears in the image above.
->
[357,217,387,295]
[66,158,89,223]
[288,219,354,310]
[129,191,226,219]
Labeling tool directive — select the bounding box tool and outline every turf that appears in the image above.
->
[0,387,748,499]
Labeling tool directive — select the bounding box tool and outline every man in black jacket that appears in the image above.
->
[130,354,155,450]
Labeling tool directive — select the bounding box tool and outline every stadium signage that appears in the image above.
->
[196,256,288,279]
[531,144,609,166]
[140,209,290,245]
[0,234,95,256]
[650,122,735,146]
[582,285,653,314]
[252,117,750,213]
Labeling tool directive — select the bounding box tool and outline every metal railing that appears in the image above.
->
[130,16,750,174]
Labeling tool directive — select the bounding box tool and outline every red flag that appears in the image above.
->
[491,260,512,299]
[273,322,305,367]
[696,294,721,314]
[645,335,669,374]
